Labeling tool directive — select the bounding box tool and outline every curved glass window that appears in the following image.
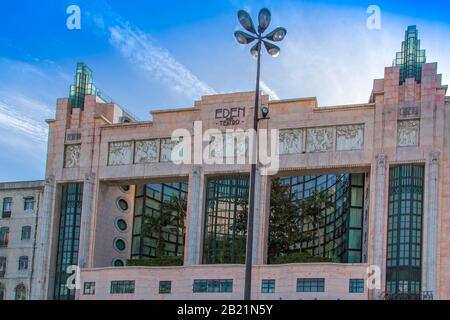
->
[114,239,126,252]
[120,185,130,192]
[268,173,365,263]
[386,165,424,295]
[117,199,129,212]
[113,259,125,267]
[116,219,128,232]
[203,176,249,264]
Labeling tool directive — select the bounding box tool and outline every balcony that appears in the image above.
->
[0,240,8,248]
[0,270,5,278]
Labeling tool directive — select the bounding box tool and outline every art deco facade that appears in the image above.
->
[4,26,449,300]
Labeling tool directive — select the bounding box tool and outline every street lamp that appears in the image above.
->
[234,8,286,301]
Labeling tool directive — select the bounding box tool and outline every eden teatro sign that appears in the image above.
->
[215,107,246,127]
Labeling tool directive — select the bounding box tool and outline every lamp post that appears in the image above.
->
[234,8,286,301]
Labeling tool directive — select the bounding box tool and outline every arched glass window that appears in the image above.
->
[15,283,26,300]
[0,283,5,300]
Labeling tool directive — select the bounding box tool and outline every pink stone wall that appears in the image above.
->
[79,264,369,300]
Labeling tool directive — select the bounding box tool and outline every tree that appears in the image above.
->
[297,189,335,258]
[268,178,301,261]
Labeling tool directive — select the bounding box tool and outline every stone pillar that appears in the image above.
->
[78,173,96,269]
[31,175,55,300]
[254,168,271,265]
[184,165,203,266]
[426,151,440,296]
[373,154,387,299]
[251,168,263,265]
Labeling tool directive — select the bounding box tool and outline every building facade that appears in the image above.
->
[0,180,44,300]
[6,26,450,300]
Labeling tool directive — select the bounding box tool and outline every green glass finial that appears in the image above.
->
[394,26,426,84]
[69,63,97,110]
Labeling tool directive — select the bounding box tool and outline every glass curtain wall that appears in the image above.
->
[269,173,365,263]
[54,183,83,300]
[386,164,424,295]
[131,182,188,259]
[203,176,249,264]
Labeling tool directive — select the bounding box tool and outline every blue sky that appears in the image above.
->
[0,0,449,181]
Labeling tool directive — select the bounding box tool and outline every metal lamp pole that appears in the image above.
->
[234,8,286,301]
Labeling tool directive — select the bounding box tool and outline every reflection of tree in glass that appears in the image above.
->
[297,188,335,258]
[268,178,335,262]
[142,194,187,258]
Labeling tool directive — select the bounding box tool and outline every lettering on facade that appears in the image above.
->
[399,106,421,119]
[215,107,246,127]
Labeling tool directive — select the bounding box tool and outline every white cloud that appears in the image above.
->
[260,80,280,100]
[0,99,48,143]
[108,22,217,101]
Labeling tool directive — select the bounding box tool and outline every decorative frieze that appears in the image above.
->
[207,135,224,160]
[279,129,303,155]
[64,144,81,168]
[134,139,159,164]
[306,127,333,153]
[108,141,133,166]
[336,125,364,151]
[397,120,420,147]
[108,123,365,166]
[160,137,183,162]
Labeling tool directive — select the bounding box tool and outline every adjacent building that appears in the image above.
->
[1,26,449,300]
[0,180,44,300]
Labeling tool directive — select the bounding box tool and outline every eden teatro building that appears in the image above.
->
[16,26,450,300]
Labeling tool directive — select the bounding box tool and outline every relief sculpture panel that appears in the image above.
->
[64,144,81,168]
[134,139,159,164]
[397,120,420,147]
[279,129,303,155]
[160,137,184,162]
[336,125,364,151]
[306,127,334,153]
[108,141,133,166]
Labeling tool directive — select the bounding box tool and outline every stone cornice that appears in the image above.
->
[315,103,376,113]
[100,121,154,130]
[269,96,318,106]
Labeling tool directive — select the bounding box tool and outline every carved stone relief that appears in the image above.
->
[336,125,364,151]
[64,144,81,168]
[207,134,224,160]
[108,141,133,166]
[134,139,159,164]
[160,137,183,162]
[306,127,333,153]
[279,129,303,155]
[397,120,420,147]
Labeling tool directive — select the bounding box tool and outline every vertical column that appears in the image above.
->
[184,165,203,266]
[254,169,270,265]
[426,151,440,296]
[78,173,95,269]
[31,175,55,300]
[373,154,387,299]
